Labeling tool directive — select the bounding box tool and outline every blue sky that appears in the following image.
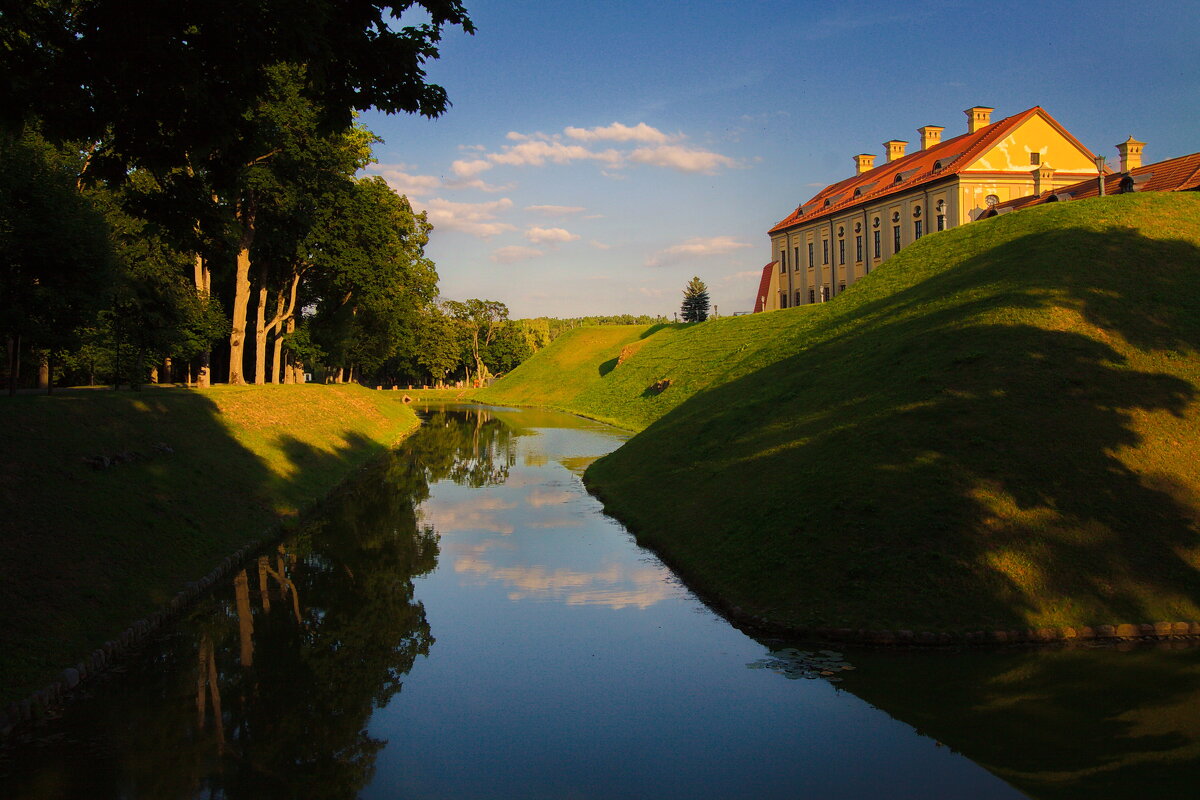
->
[360,0,1200,318]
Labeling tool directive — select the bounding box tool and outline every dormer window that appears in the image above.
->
[933,160,942,171]
[894,173,904,184]
[853,188,862,197]
[1030,152,1041,165]
[824,199,831,207]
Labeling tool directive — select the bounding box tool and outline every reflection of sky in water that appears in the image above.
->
[371,408,1026,800]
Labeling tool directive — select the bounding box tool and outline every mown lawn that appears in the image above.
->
[487,193,1200,632]
[0,383,417,700]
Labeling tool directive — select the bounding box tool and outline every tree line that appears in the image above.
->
[1,1,478,393]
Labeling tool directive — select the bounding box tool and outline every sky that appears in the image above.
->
[359,0,1200,319]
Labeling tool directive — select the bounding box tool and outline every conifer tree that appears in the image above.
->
[680,276,710,323]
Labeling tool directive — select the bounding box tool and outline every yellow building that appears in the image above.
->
[757,106,1101,310]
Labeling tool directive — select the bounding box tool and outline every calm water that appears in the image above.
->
[4,405,1199,798]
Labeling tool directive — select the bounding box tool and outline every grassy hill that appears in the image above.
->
[487,192,1200,633]
[0,384,417,700]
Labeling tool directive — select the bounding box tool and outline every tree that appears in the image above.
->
[680,276,710,323]
[443,299,508,385]
[0,126,112,393]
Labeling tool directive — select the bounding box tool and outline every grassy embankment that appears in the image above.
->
[484,193,1200,633]
[0,383,417,700]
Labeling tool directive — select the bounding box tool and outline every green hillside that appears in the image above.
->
[489,192,1200,632]
[0,384,417,700]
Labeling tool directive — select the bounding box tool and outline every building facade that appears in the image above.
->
[757,106,1102,311]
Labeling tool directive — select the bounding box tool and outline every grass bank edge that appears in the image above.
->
[497,193,1200,633]
[0,383,420,701]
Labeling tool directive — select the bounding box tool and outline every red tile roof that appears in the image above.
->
[752,262,776,313]
[769,107,1099,234]
[983,151,1200,216]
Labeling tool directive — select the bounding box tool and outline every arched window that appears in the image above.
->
[985,194,1000,208]
[894,173,904,184]
[933,160,942,171]
[1119,176,1136,193]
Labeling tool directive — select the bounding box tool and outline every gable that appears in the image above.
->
[965,112,1097,173]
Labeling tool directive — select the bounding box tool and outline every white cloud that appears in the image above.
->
[525,204,586,217]
[421,197,516,239]
[451,158,493,178]
[722,269,762,282]
[589,240,611,250]
[445,177,513,193]
[645,235,752,267]
[369,164,442,197]
[525,226,580,244]
[492,245,544,264]
[628,145,738,174]
[489,139,622,168]
[458,144,487,152]
[564,122,676,144]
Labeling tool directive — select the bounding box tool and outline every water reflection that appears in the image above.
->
[811,642,1200,799]
[6,406,1199,799]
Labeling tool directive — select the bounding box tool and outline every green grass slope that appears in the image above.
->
[538,193,1200,632]
[0,384,417,699]
[478,323,660,425]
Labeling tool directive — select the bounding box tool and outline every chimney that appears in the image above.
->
[965,106,994,134]
[1116,136,1145,172]
[1031,164,1055,195]
[917,125,944,150]
[883,140,908,163]
[853,153,876,175]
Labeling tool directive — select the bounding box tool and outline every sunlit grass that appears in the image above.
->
[0,383,418,699]
[488,193,1200,632]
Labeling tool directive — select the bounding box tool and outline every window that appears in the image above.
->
[793,246,800,271]
[808,288,816,304]
[807,242,814,268]
[780,292,788,309]
[779,250,787,272]
[839,283,846,294]
[893,225,901,254]
[873,229,881,258]
[1030,152,1041,165]
[794,290,803,306]
[821,286,830,302]
[985,194,1000,208]
[822,239,829,265]
[937,214,946,231]
[855,235,863,262]
[933,160,942,171]
[914,219,923,240]
[839,239,845,265]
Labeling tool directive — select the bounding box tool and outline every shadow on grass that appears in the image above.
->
[639,323,674,339]
[591,223,1200,630]
[0,388,406,703]
[598,357,618,376]
[827,642,1200,799]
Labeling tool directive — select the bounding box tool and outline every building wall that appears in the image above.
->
[763,109,1100,311]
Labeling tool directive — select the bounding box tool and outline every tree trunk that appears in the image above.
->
[253,260,270,384]
[46,351,54,395]
[38,353,49,391]
[194,252,212,388]
[228,200,255,385]
[234,570,254,668]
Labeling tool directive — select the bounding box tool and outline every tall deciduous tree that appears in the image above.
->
[680,276,710,323]
[444,299,509,385]
[0,127,112,393]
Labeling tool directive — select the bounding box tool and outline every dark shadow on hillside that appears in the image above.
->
[2,405,524,796]
[818,642,1200,800]
[593,225,1200,630]
[639,323,673,339]
[598,357,618,376]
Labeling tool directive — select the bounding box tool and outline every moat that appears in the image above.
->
[4,405,1198,798]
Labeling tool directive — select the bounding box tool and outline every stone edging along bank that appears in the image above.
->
[0,536,270,740]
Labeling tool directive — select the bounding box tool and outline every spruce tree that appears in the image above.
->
[680,276,710,322]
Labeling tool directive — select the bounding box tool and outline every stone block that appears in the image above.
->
[1154,622,1174,637]
[1096,625,1117,638]
[1114,623,1140,638]
[1172,622,1191,635]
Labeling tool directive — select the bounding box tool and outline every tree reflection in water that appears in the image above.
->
[4,407,521,799]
